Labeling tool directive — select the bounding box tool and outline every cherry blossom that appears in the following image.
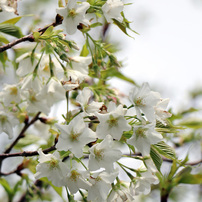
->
[56,0,90,35]
[76,87,103,115]
[34,149,68,187]
[129,82,161,122]
[127,123,162,156]
[89,134,122,172]
[55,114,97,158]
[87,169,119,202]
[96,102,131,140]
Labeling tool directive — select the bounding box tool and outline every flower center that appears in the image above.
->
[94,148,104,161]
[9,87,18,95]
[70,170,80,181]
[135,97,144,106]
[68,8,77,17]
[136,127,147,139]
[49,158,59,169]
[0,115,7,124]
[70,130,80,141]
[107,114,118,128]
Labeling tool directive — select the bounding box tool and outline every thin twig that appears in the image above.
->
[4,112,41,154]
[0,145,56,160]
[0,14,63,53]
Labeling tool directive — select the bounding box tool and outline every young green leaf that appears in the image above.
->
[0,24,23,38]
[150,145,163,172]
[153,141,176,160]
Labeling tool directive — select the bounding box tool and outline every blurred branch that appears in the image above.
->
[0,144,56,160]
[0,14,63,53]
[4,112,41,154]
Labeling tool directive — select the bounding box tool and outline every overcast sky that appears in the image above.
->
[109,0,202,111]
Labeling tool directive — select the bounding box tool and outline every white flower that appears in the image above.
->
[0,0,15,13]
[34,149,68,187]
[16,53,38,77]
[21,75,50,114]
[108,182,136,202]
[56,0,90,35]
[96,102,131,140]
[155,98,172,125]
[127,123,162,156]
[38,77,66,108]
[0,109,17,139]
[0,83,21,106]
[66,56,92,83]
[59,56,92,86]
[134,169,159,195]
[65,167,91,194]
[76,87,103,115]
[61,80,79,91]
[87,169,119,202]
[129,82,161,122]
[102,0,124,23]
[89,134,122,172]
[56,114,97,158]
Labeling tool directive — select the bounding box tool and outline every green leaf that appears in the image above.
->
[0,23,23,38]
[90,22,103,28]
[80,43,89,57]
[0,34,9,44]
[0,51,8,67]
[1,16,23,24]
[41,26,54,37]
[174,166,202,184]
[0,178,13,199]
[153,141,176,160]
[128,144,136,154]
[101,67,136,84]
[179,117,202,129]
[14,134,41,149]
[150,145,163,172]
[33,31,40,40]
[1,14,33,25]
[178,173,202,184]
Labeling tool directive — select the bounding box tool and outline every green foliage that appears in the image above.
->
[0,23,23,38]
[14,134,41,149]
[150,145,163,172]
[178,117,202,129]
[153,141,176,160]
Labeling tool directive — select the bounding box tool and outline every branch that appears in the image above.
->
[0,145,56,160]
[0,14,63,53]
[4,112,41,154]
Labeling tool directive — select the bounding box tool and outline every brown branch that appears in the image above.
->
[4,112,41,154]
[0,14,63,53]
[0,145,56,160]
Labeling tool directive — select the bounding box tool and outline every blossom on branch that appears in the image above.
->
[127,123,162,156]
[56,114,97,158]
[89,134,122,172]
[76,87,103,115]
[96,102,131,140]
[87,169,119,202]
[56,0,90,35]
[129,82,161,122]
[0,83,22,106]
[34,149,68,187]
[102,0,124,23]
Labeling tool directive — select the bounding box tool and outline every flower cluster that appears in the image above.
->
[0,0,174,201]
